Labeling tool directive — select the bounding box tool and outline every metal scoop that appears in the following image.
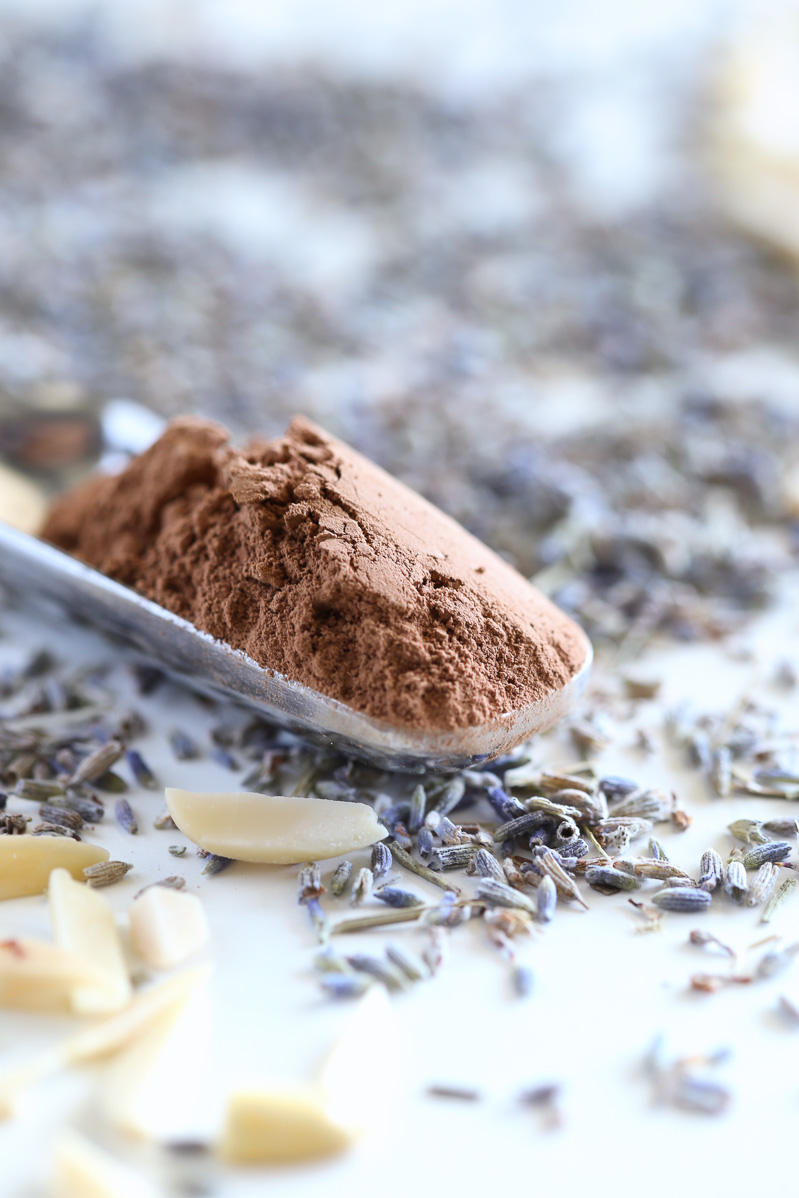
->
[0,520,592,774]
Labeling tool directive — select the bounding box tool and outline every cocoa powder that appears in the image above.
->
[41,417,587,731]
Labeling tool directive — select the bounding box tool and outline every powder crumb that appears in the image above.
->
[41,416,587,731]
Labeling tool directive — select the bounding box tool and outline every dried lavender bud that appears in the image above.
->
[648,838,669,861]
[319,974,372,999]
[38,803,83,831]
[512,964,534,998]
[0,813,27,834]
[169,729,200,760]
[313,946,350,973]
[763,818,799,837]
[210,746,238,770]
[374,886,423,908]
[475,879,537,916]
[671,1075,731,1116]
[168,845,187,857]
[426,1085,480,1101]
[486,786,526,823]
[536,875,556,922]
[599,776,640,800]
[391,823,413,851]
[550,820,579,852]
[723,858,748,902]
[350,867,374,906]
[114,798,138,835]
[71,740,124,785]
[531,846,589,908]
[633,859,690,881]
[711,747,732,797]
[756,942,799,980]
[762,879,798,924]
[698,849,724,893]
[728,819,769,846]
[746,862,778,908]
[408,784,426,834]
[390,841,458,893]
[153,810,177,830]
[15,779,65,801]
[596,817,653,854]
[201,854,232,876]
[60,794,105,822]
[585,865,640,892]
[297,862,323,904]
[431,777,466,817]
[386,942,429,982]
[430,844,478,871]
[742,842,793,870]
[370,841,392,879]
[134,876,186,899]
[469,847,505,883]
[346,954,406,991]
[94,770,128,794]
[610,789,674,822]
[417,827,434,857]
[432,816,460,845]
[83,860,133,888]
[124,748,156,789]
[651,888,713,912]
[330,860,353,896]
[33,823,80,839]
[493,812,549,843]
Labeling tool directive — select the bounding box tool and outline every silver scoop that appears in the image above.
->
[0,521,592,775]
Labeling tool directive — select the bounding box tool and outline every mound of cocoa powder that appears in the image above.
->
[41,416,587,731]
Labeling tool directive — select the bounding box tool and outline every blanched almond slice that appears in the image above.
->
[49,868,132,1015]
[101,973,209,1140]
[0,835,109,901]
[129,886,209,971]
[165,788,384,864]
[0,965,211,1118]
[318,984,394,1137]
[218,1087,353,1164]
[52,1129,157,1198]
[0,464,48,535]
[0,938,109,1015]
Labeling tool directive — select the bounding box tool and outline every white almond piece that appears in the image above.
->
[0,938,109,1015]
[0,835,109,901]
[48,868,132,1015]
[0,464,48,535]
[165,788,384,864]
[129,886,209,971]
[218,1086,353,1164]
[52,1129,157,1198]
[0,966,211,1119]
[318,984,394,1137]
[101,974,209,1140]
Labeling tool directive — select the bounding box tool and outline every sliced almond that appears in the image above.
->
[129,886,209,971]
[0,965,211,1118]
[318,983,394,1137]
[48,868,132,1015]
[0,464,48,535]
[100,972,209,1140]
[0,938,109,1015]
[165,788,384,864]
[218,1087,353,1164]
[52,1129,157,1198]
[0,835,108,901]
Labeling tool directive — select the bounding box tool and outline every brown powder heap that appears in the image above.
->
[41,416,587,731]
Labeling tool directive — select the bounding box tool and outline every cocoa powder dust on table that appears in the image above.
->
[41,416,588,732]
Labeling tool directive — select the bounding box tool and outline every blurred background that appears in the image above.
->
[3,0,799,655]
